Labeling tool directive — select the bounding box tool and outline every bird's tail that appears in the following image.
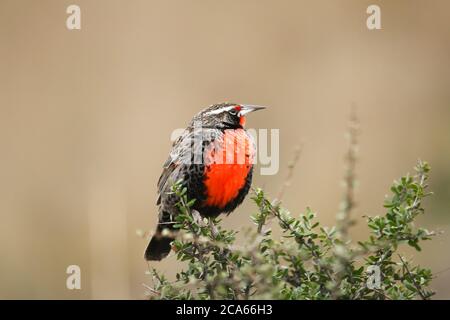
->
[144,226,175,261]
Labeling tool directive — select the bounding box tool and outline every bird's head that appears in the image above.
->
[193,102,266,129]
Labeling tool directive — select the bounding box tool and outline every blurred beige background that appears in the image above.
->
[1,0,449,299]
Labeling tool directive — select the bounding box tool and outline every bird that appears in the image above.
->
[145,102,265,261]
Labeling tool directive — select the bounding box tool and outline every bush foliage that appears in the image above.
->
[146,160,435,300]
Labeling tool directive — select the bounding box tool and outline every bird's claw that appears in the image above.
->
[191,210,207,227]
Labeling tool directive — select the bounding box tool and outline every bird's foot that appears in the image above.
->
[191,210,207,227]
[191,210,219,239]
[209,219,219,239]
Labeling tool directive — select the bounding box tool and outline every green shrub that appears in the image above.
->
[146,159,435,300]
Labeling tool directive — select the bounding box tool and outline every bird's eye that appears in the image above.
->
[229,106,241,116]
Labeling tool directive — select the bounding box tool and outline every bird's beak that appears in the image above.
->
[239,104,267,116]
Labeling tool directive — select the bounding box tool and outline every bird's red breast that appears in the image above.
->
[203,128,254,209]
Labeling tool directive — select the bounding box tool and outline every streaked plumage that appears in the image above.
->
[145,103,264,261]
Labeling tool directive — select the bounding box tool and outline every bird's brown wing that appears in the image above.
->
[156,128,192,205]
[155,126,221,206]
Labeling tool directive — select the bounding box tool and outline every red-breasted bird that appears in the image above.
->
[145,103,265,260]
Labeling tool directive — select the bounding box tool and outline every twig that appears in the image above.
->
[263,198,335,283]
[336,106,359,241]
[330,106,360,299]
[398,254,428,300]
[373,288,392,300]
[435,266,450,276]
[276,143,303,202]
[256,143,303,235]
[142,283,160,295]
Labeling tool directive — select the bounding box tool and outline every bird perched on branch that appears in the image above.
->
[145,103,265,260]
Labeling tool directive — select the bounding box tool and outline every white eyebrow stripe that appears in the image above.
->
[204,106,234,115]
